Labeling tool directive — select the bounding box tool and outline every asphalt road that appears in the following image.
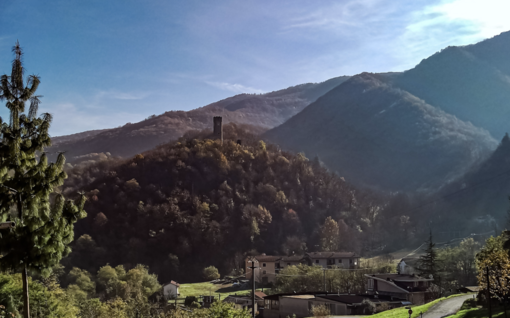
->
[422,294,474,318]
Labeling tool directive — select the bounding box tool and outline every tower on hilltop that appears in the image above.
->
[213,116,223,144]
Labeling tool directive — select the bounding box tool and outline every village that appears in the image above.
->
[161,251,479,318]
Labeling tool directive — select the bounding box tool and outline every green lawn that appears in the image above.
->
[178,282,267,298]
[449,299,508,318]
[371,294,464,318]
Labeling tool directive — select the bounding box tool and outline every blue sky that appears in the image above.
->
[0,0,509,136]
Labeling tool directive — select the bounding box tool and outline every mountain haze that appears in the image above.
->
[48,76,349,161]
[432,134,510,231]
[391,31,510,139]
[265,73,497,191]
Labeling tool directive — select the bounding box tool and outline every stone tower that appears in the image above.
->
[213,116,223,144]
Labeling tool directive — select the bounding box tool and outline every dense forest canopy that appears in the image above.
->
[60,124,427,282]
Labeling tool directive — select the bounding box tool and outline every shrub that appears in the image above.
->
[203,266,220,280]
[311,304,330,317]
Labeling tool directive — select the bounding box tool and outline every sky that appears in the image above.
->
[0,0,509,136]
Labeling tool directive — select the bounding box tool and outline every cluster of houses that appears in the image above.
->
[163,253,440,317]
[245,252,361,284]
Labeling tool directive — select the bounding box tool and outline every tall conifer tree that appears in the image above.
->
[0,42,86,318]
[418,231,438,279]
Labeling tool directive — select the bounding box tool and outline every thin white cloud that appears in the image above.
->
[284,0,383,32]
[394,0,510,70]
[206,81,264,94]
[43,102,144,136]
[432,0,510,39]
[95,89,151,100]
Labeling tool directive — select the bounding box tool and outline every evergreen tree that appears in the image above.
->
[0,42,86,318]
[418,232,438,280]
[320,216,339,251]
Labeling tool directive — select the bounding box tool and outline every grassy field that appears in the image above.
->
[371,294,464,318]
[449,298,508,318]
[178,282,267,298]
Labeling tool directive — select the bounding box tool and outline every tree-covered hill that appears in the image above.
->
[264,73,497,191]
[426,134,510,237]
[61,124,377,283]
[391,30,510,140]
[48,76,349,162]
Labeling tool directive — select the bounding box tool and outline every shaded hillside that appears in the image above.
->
[51,129,111,145]
[264,73,497,191]
[61,124,374,283]
[391,31,510,139]
[428,134,510,234]
[47,76,349,162]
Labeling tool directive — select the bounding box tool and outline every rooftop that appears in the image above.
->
[282,295,315,299]
[249,255,281,262]
[164,280,180,287]
[281,255,304,262]
[367,273,433,282]
[254,291,267,299]
[306,252,359,259]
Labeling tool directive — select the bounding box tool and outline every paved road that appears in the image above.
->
[422,294,473,318]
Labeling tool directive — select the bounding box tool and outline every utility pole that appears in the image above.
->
[487,266,492,318]
[249,259,257,318]
[323,269,326,292]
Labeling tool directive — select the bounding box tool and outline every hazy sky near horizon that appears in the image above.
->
[0,0,509,136]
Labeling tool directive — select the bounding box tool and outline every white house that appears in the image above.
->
[305,252,360,269]
[163,280,180,299]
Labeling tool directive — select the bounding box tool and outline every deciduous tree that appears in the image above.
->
[320,217,339,251]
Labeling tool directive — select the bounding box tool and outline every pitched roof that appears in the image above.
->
[164,280,180,287]
[306,252,359,259]
[400,257,420,267]
[265,292,405,303]
[250,255,281,262]
[254,291,267,299]
[281,255,304,262]
[367,273,433,282]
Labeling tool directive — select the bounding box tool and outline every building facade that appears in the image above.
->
[305,252,360,269]
[365,273,434,305]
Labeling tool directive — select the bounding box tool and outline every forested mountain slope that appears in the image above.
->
[61,125,376,283]
[428,134,510,234]
[47,76,349,162]
[390,31,510,139]
[264,73,497,191]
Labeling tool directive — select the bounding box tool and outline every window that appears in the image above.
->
[315,259,319,264]
[271,300,279,310]
[263,270,267,274]
[350,259,353,264]
[414,281,418,287]
[265,300,271,310]
[368,279,374,290]
[288,263,291,266]
[263,263,266,267]
[339,259,342,263]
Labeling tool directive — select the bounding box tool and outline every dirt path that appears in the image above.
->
[422,294,473,318]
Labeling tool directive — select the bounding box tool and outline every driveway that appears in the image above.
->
[422,294,474,318]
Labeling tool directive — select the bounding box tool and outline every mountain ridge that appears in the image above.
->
[264,72,497,191]
[48,76,350,161]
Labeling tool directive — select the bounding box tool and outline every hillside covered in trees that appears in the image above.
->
[265,72,497,191]
[47,76,350,162]
[60,125,422,283]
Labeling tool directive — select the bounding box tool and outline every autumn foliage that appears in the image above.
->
[62,127,362,282]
